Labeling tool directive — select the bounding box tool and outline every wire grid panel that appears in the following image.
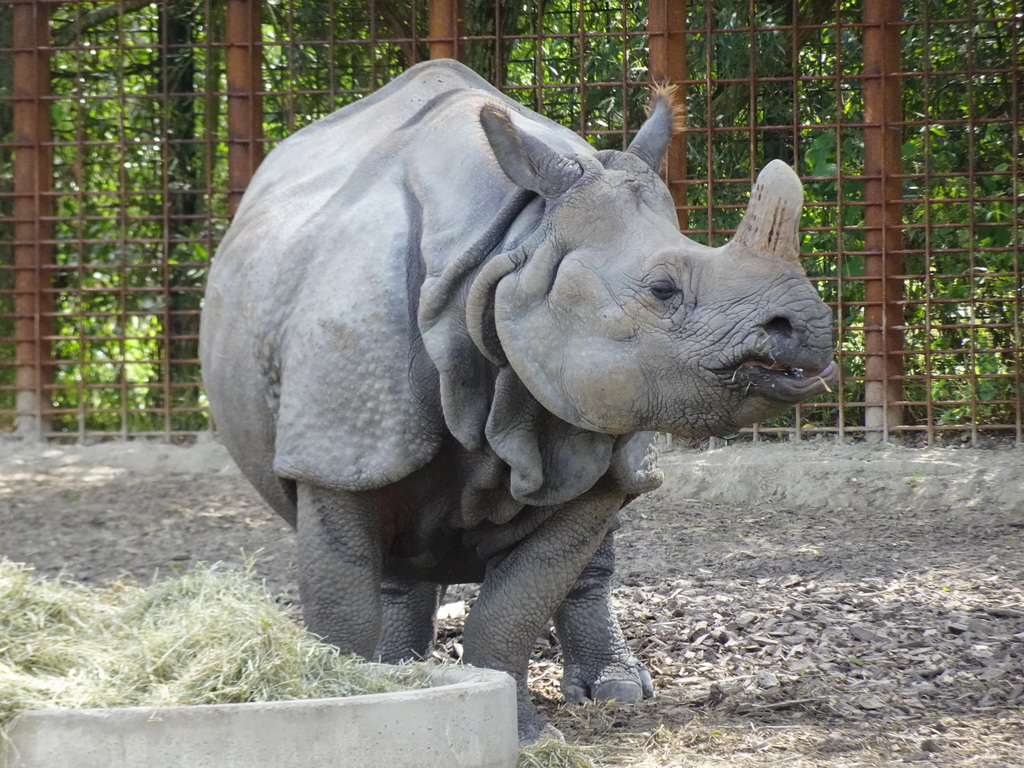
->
[0,0,653,438]
[0,0,1021,443]
[3,0,228,436]
[895,2,1022,442]
[679,0,1021,444]
[257,2,652,150]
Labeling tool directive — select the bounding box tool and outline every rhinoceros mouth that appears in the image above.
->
[725,357,839,403]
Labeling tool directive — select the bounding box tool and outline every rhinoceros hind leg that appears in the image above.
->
[375,578,445,663]
[296,483,383,659]
[554,529,654,704]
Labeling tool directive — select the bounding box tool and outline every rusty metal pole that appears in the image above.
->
[647,0,688,229]
[862,0,904,440]
[12,0,53,439]
[225,0,262,216]
[428,0,463,61]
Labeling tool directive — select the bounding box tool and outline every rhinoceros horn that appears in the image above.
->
[728,159,806,269]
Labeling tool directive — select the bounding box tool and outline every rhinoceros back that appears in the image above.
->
[200,60,592,516]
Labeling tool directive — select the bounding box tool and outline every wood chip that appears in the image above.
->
[857,694,886,710]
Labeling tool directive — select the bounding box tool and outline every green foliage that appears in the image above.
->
[36,0,226,433]
[681,0,1022,436]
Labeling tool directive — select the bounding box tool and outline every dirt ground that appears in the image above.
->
[2,437,1022,767]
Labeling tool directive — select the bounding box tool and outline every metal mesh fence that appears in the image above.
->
[1,0,1021,444]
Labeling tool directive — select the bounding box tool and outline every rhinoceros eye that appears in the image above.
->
[649,279,679,302]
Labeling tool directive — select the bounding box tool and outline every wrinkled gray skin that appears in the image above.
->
[200,60,837,743]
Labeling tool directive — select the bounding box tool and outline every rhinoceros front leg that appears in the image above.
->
[462,486,624,744]
[296,483,383,658]
[555,529,654,704]
[375,577,444,663]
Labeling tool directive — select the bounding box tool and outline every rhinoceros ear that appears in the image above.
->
[480,104,584,197]
[626,84,683,172]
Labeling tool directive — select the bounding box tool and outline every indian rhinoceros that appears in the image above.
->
[200,59,837,742]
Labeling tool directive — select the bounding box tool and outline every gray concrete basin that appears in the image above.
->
[2,665,517,768]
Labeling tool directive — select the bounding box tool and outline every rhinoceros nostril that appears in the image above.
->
[764,315,795,340]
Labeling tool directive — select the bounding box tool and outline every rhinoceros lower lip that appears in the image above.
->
[727,358,839,403]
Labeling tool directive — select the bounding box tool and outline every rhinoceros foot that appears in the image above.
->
[560,659,654,704]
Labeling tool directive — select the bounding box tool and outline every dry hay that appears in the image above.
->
[516,739,597,768]
[0,557,429,739]
[2,557,596,768]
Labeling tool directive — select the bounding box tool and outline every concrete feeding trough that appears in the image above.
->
[2,665,517,768]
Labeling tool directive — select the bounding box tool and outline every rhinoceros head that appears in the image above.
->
[475,93,837,439]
